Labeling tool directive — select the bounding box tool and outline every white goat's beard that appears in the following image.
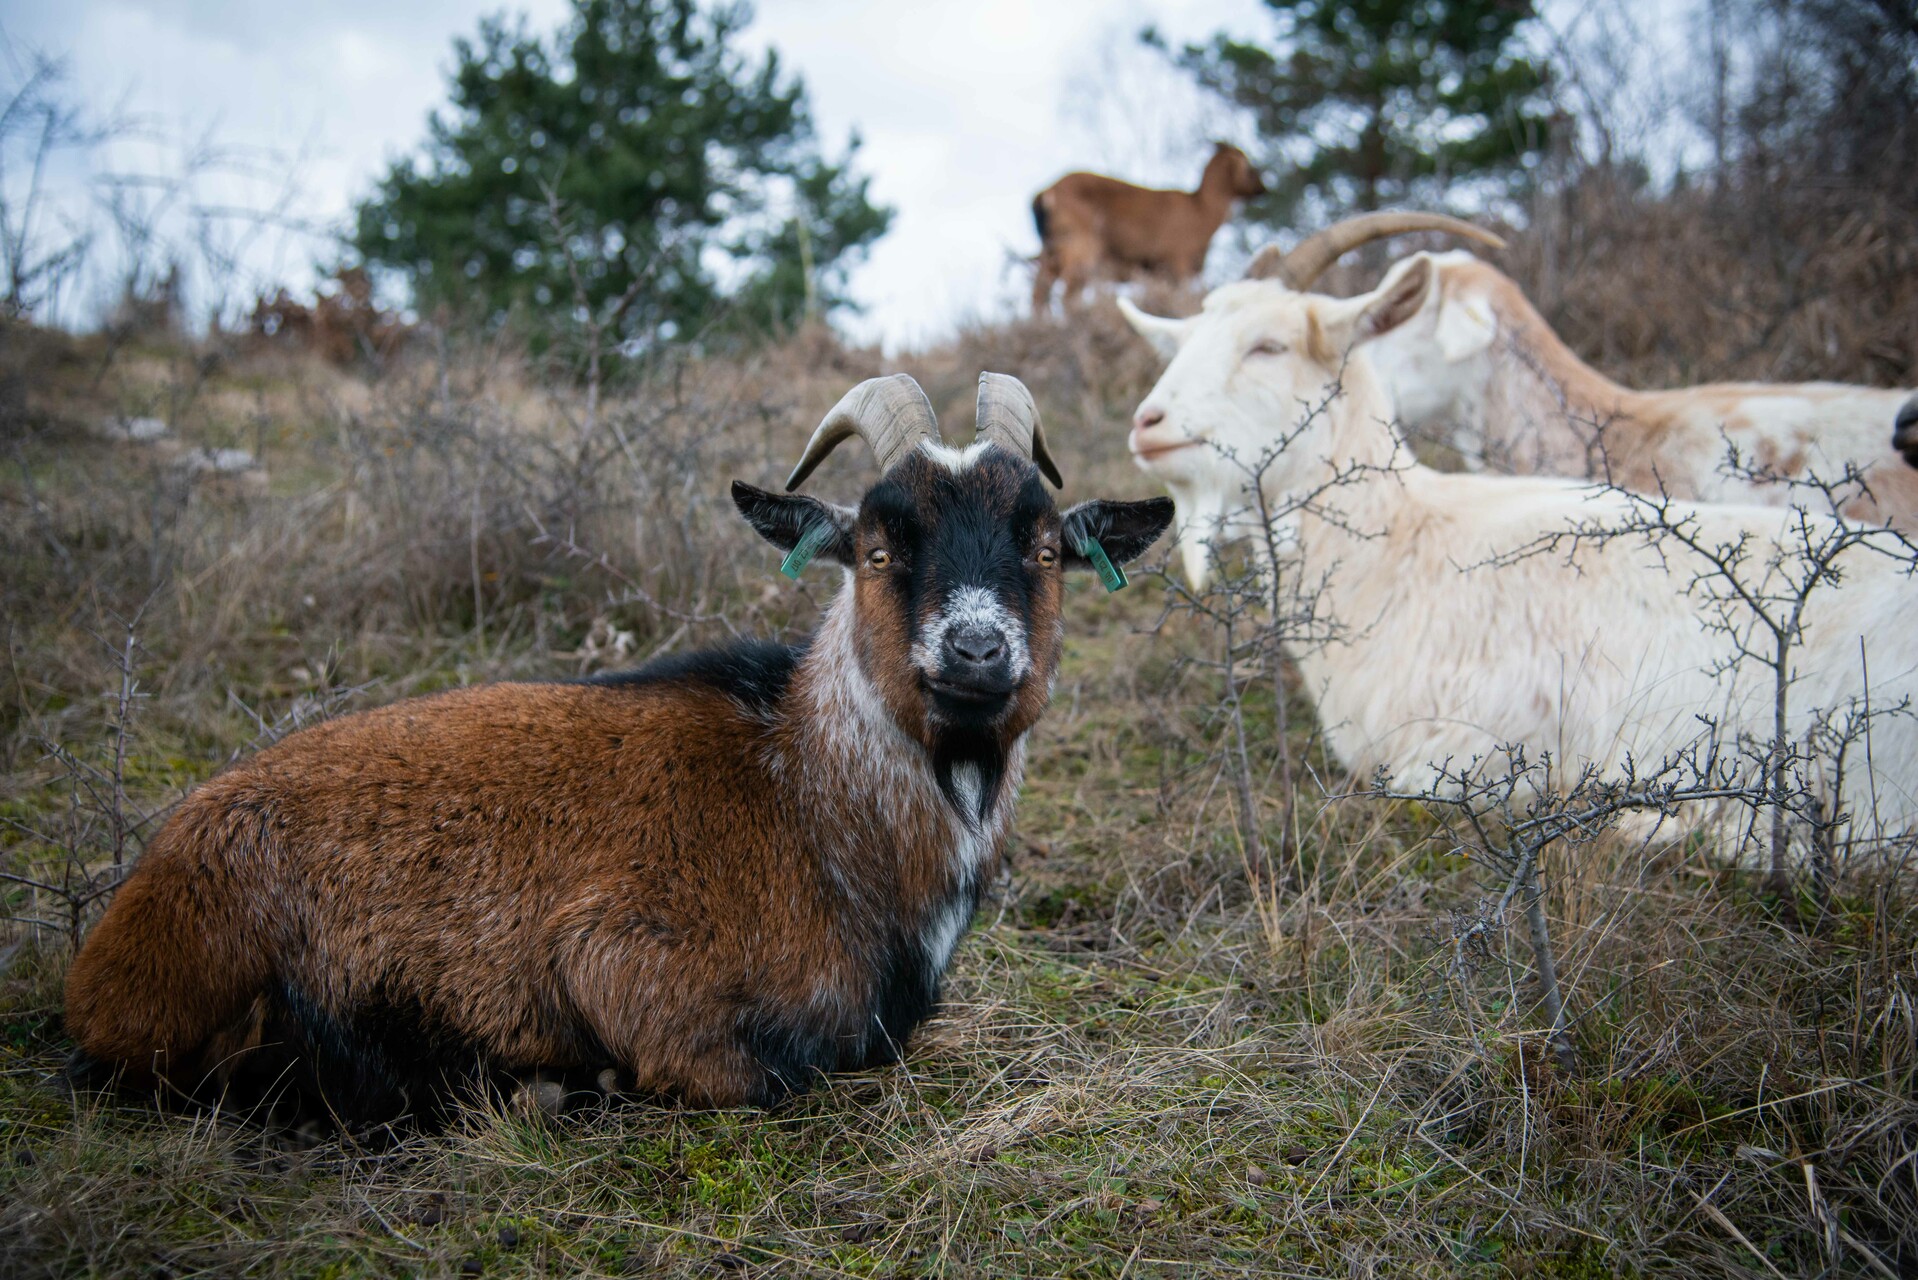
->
[1162,479,1233,591]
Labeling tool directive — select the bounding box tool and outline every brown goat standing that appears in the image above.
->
[1030,142,1264,315]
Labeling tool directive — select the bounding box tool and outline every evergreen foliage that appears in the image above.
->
[353,0,890,349]
[1149,0,1553,220]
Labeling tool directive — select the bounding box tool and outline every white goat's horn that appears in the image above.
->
[785,374,942,491]
[974,372,1063,488]
[1246,212,1508,289]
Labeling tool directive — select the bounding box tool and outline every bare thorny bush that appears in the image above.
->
[1497,440,1918,880]
[1144,382,1362,897]
[0,596,377,957]
[1157,380,1918,1263]
[1,604,151,950]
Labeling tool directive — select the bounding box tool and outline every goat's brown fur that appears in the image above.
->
[1031,143,1263,314]
[68,677,934,1114]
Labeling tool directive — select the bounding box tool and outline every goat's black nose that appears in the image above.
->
[948,624,1005,666]
[1896,399,1918,466]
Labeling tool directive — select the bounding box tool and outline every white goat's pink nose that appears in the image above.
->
[1134,405,1166,431]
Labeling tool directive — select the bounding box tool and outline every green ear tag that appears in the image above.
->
[1075,535,1128,593]
[780,521,834,580]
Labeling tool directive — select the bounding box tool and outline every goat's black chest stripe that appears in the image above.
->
[738,879,984,1101]
[930,738,1008,824]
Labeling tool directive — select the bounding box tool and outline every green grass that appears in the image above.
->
[3,323,1915,1277]
[0,926,1603,1278]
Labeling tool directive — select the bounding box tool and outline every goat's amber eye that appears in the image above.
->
[867,548,892,569]
[1036,547,1058,567]
[1249,339,1287,357]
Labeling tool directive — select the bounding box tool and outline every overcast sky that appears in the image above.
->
[1,0,1277,348]
[1,0,1692,349]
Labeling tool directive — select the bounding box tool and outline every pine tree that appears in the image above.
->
[352,0,889,350]
[1150,0,1553,221]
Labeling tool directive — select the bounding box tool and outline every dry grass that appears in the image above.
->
[2,245,1915,1277]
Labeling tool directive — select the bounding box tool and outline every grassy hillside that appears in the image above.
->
[2,295,1914,1278]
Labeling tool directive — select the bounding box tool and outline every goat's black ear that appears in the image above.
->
[1062,497,1176,569]
[731,482,856,566]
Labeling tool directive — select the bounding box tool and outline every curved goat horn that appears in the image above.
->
[785,374,941,491]
[974,372,1064,488]
[1245,212,1508,289]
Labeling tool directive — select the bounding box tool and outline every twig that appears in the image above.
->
[1688,1188,1788,1279]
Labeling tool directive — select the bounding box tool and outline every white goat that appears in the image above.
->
[1121,244,1918,831]
[1347,251,1918,528]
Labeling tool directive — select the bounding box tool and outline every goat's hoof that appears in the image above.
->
[513,1078,567,1121]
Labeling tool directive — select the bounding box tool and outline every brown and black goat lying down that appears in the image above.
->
[64,374,1173,1125]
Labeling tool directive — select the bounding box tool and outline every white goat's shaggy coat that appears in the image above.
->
[1123,269,1918,831]
[1362,251,1918,529]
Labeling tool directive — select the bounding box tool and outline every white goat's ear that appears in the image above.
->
[1358,255,1435,340]
[1434,291,1497,362]
[1117,297,1190,359]
[1310,255,1436,361]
